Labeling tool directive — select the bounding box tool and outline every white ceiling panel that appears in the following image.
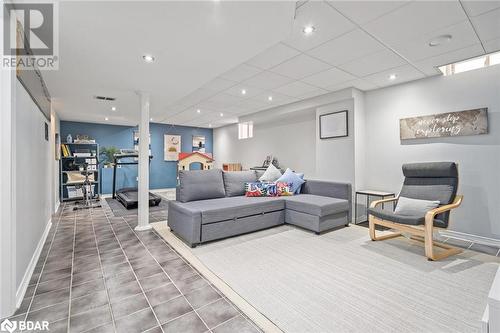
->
[283,1,355,51]
[327,0,410,25]
[220,63,262,82]
[471,8,500,42]
[363,1,467,45]
[224,85,263,99]
[364,65,425,88]
[461,1,500,17]
[274,81,319,98]
[252,92,297,106]
[307,29,384,66]
[205,93,244,107]
[390,20,481,62]
[302,67,356,89]
[203,77,238,92]
[243,71,294,90]
[270,54,331,79]
[338,48,407,77]
[414,44,485,76]
[296,88,329,100]
[246,43,301,70]
[484,37,500,53]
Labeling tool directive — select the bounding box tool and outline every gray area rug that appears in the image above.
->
[105,197,168,217]
[165,225,499,333]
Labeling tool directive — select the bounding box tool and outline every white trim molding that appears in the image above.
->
[15,219,52,308]
[439,230,500,249]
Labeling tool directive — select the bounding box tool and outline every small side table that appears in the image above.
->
[355,190,396,224]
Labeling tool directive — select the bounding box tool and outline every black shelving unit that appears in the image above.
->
[59,143,100,202]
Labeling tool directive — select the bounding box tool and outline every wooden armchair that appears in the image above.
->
[368,162,463,261]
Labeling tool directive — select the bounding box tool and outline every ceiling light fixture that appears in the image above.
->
[150,117,153,121]
[428,34,452,47]
[197,109,201,114]
[208,124,212,128]
[142,54,155,63]
[105,117,109,121]
[111,106,116,111]
[241,89,246,95]
[268,96,273,101]
[303,25,315,35]
[389,74,397,80]
[220,113,224,117]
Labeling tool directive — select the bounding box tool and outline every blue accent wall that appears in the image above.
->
[60,121,213,194]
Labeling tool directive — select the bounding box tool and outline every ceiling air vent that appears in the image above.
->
[94,95,116,101]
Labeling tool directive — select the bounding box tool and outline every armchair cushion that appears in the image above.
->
[394,197,440,216]
[368,206,447,228]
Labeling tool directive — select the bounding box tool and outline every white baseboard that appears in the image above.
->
[15,218,52,308]
[439,230,500,248]
[54,200,60,214]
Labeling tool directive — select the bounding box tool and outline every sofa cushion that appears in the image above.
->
[223,170,257,197]
[368,206,447,228]
[175,196,286,224]
[178,169,226,203]
[285,194,349,217]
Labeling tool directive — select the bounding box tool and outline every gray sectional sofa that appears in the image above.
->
[168,169,352,247]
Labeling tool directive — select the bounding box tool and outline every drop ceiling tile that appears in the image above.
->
[307,29,385,66]
[236,98,269,111]
[326,79,379,92]
[338,48,407,77]
[327,0,410,25]
[206,93,244,106]
[273,81,318,98]
[484,37,500,53]
[390,20,481,62]
[301,67,356,89]
[246,43,301,70]
[296,88,329,100]
[282,1,355,51]
[461,1,500,17]
[224,85,263,99]
[270,54,331,79]
[364,65,425,88]
[242,71,294,90]
[471,8,500,42]
[202,77,238,92]
[220,105,251,115]
[252,92,297,105]
[363,1,467,45]
[220,64,262,82]
[414,44,485,76]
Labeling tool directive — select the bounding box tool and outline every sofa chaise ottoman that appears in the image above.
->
[168,169,352,247]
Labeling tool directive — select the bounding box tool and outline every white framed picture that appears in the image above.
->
[319,110,348,139]
[164,134,181,161]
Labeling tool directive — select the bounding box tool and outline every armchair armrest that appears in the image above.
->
[369,197,398,209]
[425,195,463,223]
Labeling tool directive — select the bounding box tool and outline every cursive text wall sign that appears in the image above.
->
[399,108,488,140]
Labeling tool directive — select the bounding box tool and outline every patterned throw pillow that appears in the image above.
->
[245,182,266,197]
[245,182,294,197]
[276,182,294,196]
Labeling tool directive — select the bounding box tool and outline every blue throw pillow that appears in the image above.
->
[276,168,305,194]
[295,172,304,194]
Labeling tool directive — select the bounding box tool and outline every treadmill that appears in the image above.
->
[112,152,162,209]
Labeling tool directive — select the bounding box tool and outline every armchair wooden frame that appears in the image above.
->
[368,195,464,261]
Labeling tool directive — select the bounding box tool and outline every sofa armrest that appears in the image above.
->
[302,180,352,220]
[167,201,201,247]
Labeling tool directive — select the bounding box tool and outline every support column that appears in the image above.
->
[135,91,152,231]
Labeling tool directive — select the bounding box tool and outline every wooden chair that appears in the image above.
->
[368,162,463,261]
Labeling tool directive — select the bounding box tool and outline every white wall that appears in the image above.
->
[15,80,53,289]
[364,66,500,239]
[214,110,317,175]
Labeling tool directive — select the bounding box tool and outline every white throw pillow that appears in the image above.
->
[394,196,440,217]
[259,164,282,182]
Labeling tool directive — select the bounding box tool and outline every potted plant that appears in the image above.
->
[100,146,120,168]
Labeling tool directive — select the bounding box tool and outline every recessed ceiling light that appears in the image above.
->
[428,34,452,47]
[303,25,315,35]
[241,89,246,95]
[150,117,153,121]
[389,74,397,80]
[268,96,273,101]
[111,106,116,111]
[220,113,224,117]
[142,54,155,63]
[104,117,109,121]
[197,109,201,114]
[208,124,212,128]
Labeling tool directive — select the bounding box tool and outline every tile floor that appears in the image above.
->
[5,201,261,333]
